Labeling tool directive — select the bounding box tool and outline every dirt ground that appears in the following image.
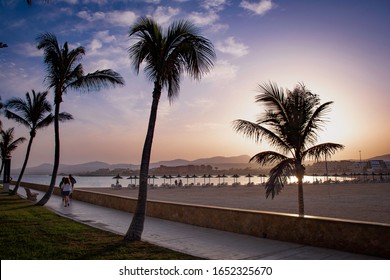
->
[81,182,390,224]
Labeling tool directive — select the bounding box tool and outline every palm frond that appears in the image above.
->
[250,151,288,166]
[58,112,73,122]
[304,142,345,162]
[4,110,30,128]
[233,119,290,153]
[265,158,294,199]
[256,82,288,122]
[69,69,125,92]
[302,101,333,147]
[4,90,53,130]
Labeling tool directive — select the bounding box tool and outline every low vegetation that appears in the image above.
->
[0,189,200,260]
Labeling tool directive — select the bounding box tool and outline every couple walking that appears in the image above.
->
[60,174,76,207]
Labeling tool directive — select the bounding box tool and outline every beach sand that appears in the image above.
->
[81,182,390,224]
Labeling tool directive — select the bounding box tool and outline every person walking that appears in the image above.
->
[69,174,77,199]
[59,177,67,202]
[62,177,72,207]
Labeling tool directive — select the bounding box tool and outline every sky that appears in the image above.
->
[0,0,389,168]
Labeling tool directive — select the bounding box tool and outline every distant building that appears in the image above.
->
[367,160,388,173]
[306,160,390,174]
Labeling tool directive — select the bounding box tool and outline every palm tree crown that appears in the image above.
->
[125,17,215,241]
[37,33,124,104]
[233,82,344,215]
[5,90,57,137]
[128,17,215,101]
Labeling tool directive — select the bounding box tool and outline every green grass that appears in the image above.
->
[0,191,201,260]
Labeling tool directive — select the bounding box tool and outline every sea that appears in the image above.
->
[14,174,353,188]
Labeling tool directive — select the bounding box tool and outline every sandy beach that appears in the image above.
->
[81,182,390,225]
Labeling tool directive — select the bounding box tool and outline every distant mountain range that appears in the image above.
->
[368,154,390,162]
[11,154,390,175]
[12,155,254,175]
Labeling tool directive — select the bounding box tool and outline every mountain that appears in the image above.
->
[150,155,252,168]
[368,154,390,161]
[12,161,137,175]
[192,155,251,165]
[12,155,253,175]
[149,159,191,168]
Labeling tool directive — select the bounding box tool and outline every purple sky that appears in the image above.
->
[1,0,389,167]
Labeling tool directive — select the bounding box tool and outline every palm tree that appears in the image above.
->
[0,128,26,175]
[35,33,124,206]
[233,82,344,216]
[4,90,73,195]
[124,17,215,241]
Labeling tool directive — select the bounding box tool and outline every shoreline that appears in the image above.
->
[79,182,390,225]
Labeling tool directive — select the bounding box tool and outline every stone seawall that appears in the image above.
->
[21,182,390,258]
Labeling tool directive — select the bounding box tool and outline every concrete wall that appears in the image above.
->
[20,182,390,258]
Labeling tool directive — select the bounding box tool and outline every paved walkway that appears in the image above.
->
[19,189,380,260]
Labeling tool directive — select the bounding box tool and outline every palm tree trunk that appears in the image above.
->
[0,161,4,177]
[35,102,60,206]
[10,135,34,195]
[297,177,305,217]
[124,84,161,241]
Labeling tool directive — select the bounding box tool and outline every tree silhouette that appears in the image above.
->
[233,82,344,216]
[124,17,215,241]
[35,33,124,206]
[4,90,73,195]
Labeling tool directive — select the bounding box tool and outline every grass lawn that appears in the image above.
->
[0,190,201,260]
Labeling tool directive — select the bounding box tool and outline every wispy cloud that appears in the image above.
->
[202,0,228,12]
[16,42,42,57]
[150,6,181,26]
[240,0,275,15]
[216,37,249,57]
[204,60,238,82]
[187,10,219,27]
[77,10,138,27]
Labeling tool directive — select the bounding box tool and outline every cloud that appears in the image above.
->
[240,0,275,15]
[187,10,219,27]
[94,30,117,44]
[151,6,181,26]
[89,39,103,51]
[77,10,105,21]
[77,10,138,27]
[216,37,249,57]
[106,10,138,27]
[16,42,42,57]
[202,0,227,12]
[204,60,238,82]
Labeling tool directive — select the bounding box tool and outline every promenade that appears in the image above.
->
[18,187,384,260]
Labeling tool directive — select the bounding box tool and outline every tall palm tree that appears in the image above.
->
[124,17,215,241]
[0,128,26,175]
[4,90,73,195]
[233,82,344,216]
[35,33,124,206]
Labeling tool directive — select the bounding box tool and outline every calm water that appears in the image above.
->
[15,174,352,188]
